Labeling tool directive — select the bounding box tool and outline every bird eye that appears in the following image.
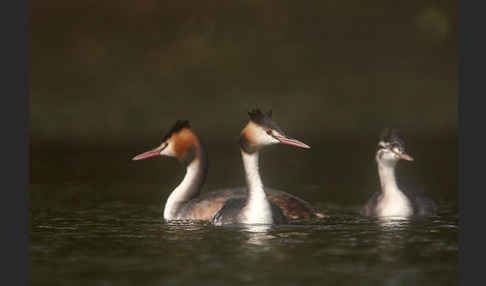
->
[391,144,401,152]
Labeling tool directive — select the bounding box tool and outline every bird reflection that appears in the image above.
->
[377,216,410,228]
[371,217,412,262]
[242,224,276,246]
[163,220,209,241]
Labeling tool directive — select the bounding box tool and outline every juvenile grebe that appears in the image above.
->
[133,116,325,223]
[212,109,314,225]
[362,128,437,217]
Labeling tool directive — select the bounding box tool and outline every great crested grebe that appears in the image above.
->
[133,113,325,223]
[133,120,208,221]
[362,128,437,217]
[212,109,315,225]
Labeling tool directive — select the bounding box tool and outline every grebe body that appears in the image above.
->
[362,129,436,217]
[213,109,317,225]
[177,187,322,222]
[133,118,324,223]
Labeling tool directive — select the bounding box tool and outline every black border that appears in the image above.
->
[457,0,462,283]
[0,1,29,285]
[459,1,484,285]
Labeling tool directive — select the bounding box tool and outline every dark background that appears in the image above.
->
[30,0,457,210]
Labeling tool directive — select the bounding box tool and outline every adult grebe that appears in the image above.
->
[212,109,314,225]
[133,115,325,223]
[362,128,437,217]
[132,120,209,221]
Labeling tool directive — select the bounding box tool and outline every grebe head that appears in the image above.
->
[132,120,201,165]
[239,109,310,153]
[376,128,414,167]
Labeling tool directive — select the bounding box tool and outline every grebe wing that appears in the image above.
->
[178,188,247,221]
[269,200,289,224]
[396,179,437,216]
[361,191,380,216]
[402,187,437,216]
[265,188,326,220]
[212,198,246,225]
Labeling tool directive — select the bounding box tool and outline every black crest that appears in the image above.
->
[248,108,271,124]
[163,120,191,141]
[379,128,406,149]
[247,108,283,133]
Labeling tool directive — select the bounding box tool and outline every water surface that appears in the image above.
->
[31,201,457,286]
[30,141,457,285]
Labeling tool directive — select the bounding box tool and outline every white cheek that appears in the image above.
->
[263,135,279,145]
[160,143,176,157]
[377,150,397,163]
[254,129,278,145]
[381,152,399,163]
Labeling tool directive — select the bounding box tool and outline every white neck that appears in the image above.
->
[240,150,273,224]
[376,161,412,217]
[163,158,205,220]
[377,163,400,195]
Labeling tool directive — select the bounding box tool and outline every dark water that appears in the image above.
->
[31,203,457,286]
[30,137,458,285]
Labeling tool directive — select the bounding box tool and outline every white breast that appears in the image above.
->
[376,191,413,217]
[241,196,273,224]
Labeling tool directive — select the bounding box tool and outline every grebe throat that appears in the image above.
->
[240,150,273,224]
[163,153,207,220]
[376,162,412,217]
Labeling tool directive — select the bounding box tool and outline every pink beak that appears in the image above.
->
[274,135,310,149]
[397,152,414,161]
[132,144,166,161]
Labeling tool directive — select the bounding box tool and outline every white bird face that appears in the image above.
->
[241,120,310,152]
[132,120,199,162]
[376,140,414,166]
